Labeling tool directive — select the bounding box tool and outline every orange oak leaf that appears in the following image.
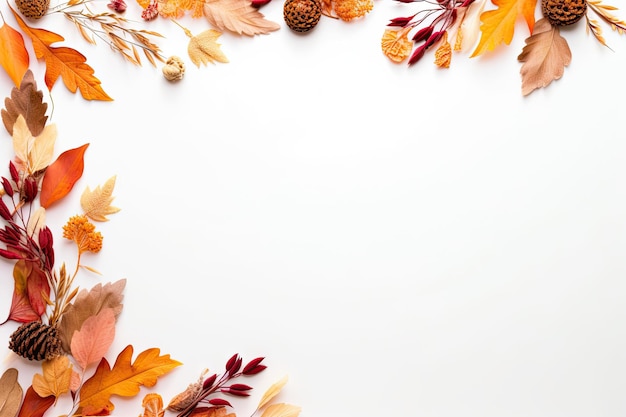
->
[77,345,182,416]
[16,386,55,417]
[1,70,48,136]
[0,20,29,87]
[70,308,116,370]
[40,143,89,209]
[10,6,112,101]
[203,0,280,36]
[3,260,50,324]
[518,18,571,95]
[32,355,73,400]
[471,0,536,57]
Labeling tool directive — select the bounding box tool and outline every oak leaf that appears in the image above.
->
[81,176,121,222]
[471,0,536,57]
[518,18,571,95]
[188,29,229,66]
[259,404,301,417]
[32,355,73,400]
[381,28,413,63]
[10,6,112,101]
[77,345,182,415]
[257,375,288,410]
[16,386,54,417]
[40,143,89,208]
[0,368,23,417]
[1,70,48,136]
[203,0,280,36]
[71,308,116,370]
[0,21,29,88]
[12,115,56,175]
[57,279,126,353]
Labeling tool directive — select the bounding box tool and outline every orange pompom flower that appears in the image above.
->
[332,0,373,21]
[63,215,103,254]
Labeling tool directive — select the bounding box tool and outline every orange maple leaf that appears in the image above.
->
[10,6,112,101]
[77,345,181,416]
[470,0,536,57]
[0,20,29,87]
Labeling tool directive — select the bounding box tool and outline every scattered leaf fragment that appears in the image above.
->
[0,368,23,417]
[187,29,229,66]
[81,176,121,222]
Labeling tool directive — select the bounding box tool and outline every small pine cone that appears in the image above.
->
[14,0,51,19]
[283,0,321,33]
[8,321,63,361]
[541,0,587,26]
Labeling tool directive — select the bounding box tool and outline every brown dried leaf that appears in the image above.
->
[1,69,48,136]
[81,175,121,222]
[381,28,413,63]
[259,403,301,417]
[257,375,288,410]
[0,368,23,417]
[56,279,126,353]
[518,18,571,96]
[203,0,280,36]
[32,355,73,400]
[188,29,229,66]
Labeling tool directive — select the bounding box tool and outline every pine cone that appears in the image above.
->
[8,321,63,361]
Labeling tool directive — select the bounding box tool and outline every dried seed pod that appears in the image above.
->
[162,56,185,82]
[14,0,51,19]
[541,0,587,26]
[283,0,322,33]
[8,321,63,361]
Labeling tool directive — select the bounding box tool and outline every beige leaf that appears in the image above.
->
[81,175,121,222]
[259,403,301,417]
[257,375,288,410]
[456,0,487,51]
[32,355,73,400]
[518,18,572,96]
[12,115,57,174]
[203,0,280,36]
[188,29,229,67]
[381,28,413,63]
[0,368,23,417]
[26,207,46,240]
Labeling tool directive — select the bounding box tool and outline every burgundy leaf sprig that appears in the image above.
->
[388,0,475,64]
[174,354,267,417]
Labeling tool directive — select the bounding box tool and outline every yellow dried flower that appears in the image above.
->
[63,215,103,254]
[333,0,373,21]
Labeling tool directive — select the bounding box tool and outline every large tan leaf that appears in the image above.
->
[32,355,73,400]
[81,176,121,222]
[0,368,23,417]
[70,307,117,370]
[203,0,280,36]
[12,115,56,175]
[257,375,288,410]
[259,403,301,417]
[518,18,571,95]
[188,29,229,66]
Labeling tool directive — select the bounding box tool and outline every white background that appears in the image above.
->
[1,0,626,415]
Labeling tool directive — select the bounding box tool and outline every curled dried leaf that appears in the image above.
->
[381,27,413,63]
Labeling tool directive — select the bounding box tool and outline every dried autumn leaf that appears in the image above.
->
[40,143,89,208]
[71,307,116,370]
[32,355,73,400]
[1,70,48,136]
[16,386,54,417]
[12,115,57,175]
[10,6,112,101]
[77,345,182,416]
[140,393,165,417]
[188,29,229,66]
[203,0,280,36]
[518,18,571,95]
[259,403,301,417]
[189,407,235,417]
[0,368,22,417]
[81,176,121,222]
[26,207,46,240]
[471,0,537,57]
[434,32,452,67]
[3,260,51,324]
[57,279,126,353]
[381,27,413,63]
[0,21,29,87]
[257,375,288,410]
[456,0,487,51]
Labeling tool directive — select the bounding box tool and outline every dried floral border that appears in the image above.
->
[0,71,300,417]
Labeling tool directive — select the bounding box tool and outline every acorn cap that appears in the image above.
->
[15,0,51,19]
[541,0,587,26]
[283,0,322,33]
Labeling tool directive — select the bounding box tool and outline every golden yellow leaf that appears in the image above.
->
[381,28,413,63]
[188,29,229,67]
[140,393,165,417]
[80,176,121,222]
[12,115,57,175]
[259,403,301,417]
[518,18,571,95]
[257,375,288,410]
[434,32,452,67]
[32,355,73,400]
[471,0,537,57]
[203,0,280,36]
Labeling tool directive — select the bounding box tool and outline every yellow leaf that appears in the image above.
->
[434,32,452,67]
[259,403,301,417]
[518,18,571,95]
[257,375,288,410]
[470,0,537,57]
[12,115,57,175]
[0,21,29,87]
[381,27,413,63]
[32,355,73,400]
[80,176,121,222]
[188,29,229,67]
[77,345,181,415]
[203,0,280,36]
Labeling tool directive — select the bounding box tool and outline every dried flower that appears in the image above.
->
[162,56,186,81]
[333,0,373,21]
[107,0,127,12]
[63,214,103,254]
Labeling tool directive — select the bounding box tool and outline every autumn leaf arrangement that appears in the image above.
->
[0,71,300,417]
[381,0,626,94]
